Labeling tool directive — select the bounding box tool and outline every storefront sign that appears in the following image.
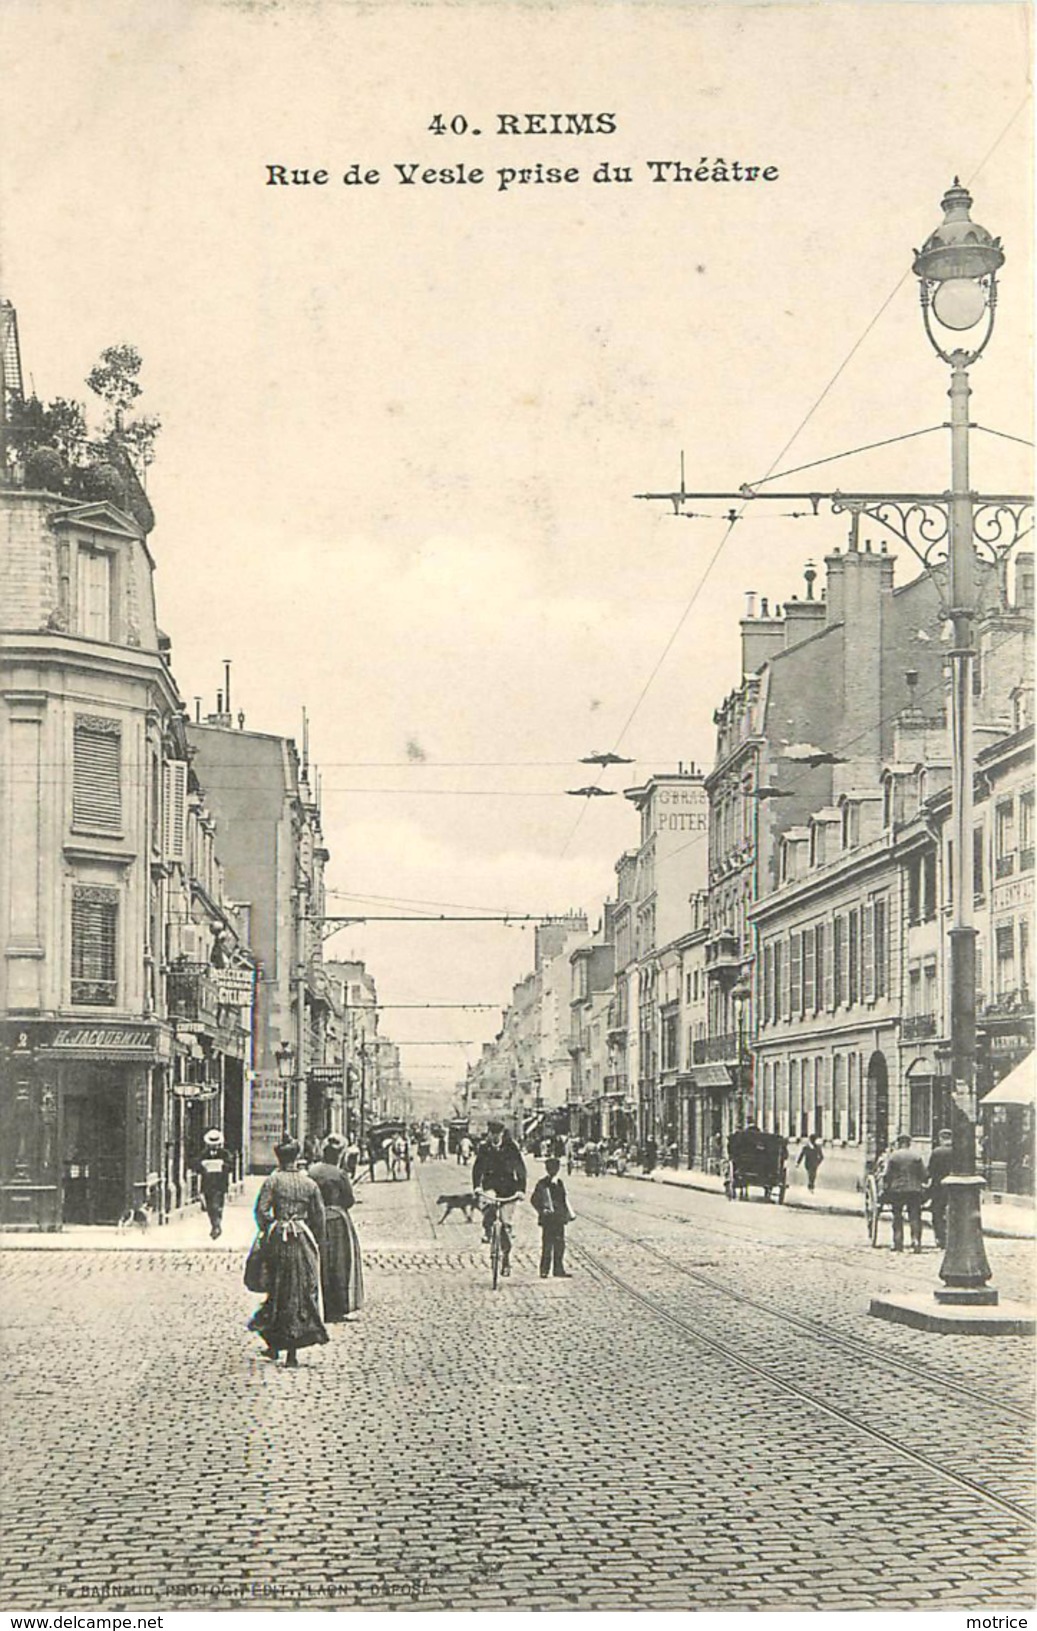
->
[990,1031,1032,1054]
[993,875,1034,913]
[42,1024,163,1059]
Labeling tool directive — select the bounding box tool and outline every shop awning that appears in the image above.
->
[691,1064,733,1089]
[980,1053,1035,1107]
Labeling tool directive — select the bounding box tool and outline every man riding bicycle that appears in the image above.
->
[472,1120,526,1277]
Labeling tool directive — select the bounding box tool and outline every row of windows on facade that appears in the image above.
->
[760,897,890,1028]
[755,1053,865,1143]
[73,717,224,904]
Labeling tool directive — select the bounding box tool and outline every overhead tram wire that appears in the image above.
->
[559,94,1031,863]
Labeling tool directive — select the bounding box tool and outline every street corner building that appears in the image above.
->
[0,302,257,1230]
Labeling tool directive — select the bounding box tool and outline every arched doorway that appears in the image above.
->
[865,1051,889,1168]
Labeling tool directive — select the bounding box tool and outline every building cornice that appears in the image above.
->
[749,834,893,923]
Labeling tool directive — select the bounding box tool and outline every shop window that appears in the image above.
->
[73,716,121,831]
[71,886,118,1006]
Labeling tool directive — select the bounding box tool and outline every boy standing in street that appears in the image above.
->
[531,1157,573,1279]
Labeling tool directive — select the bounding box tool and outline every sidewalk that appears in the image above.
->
[0,1184,258,1253]
[625,1164,1036,1239]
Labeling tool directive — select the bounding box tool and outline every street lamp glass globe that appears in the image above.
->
[931,277,988,332]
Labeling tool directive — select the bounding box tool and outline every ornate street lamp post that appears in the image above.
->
[912,180,1003,1304]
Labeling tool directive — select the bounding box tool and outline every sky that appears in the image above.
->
[1,0,1032,1108]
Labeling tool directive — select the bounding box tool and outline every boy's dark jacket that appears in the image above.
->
[531,1174,574,1226]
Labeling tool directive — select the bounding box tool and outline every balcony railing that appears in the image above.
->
[692,1032,738,1064]
[166,963,220,1028]
[980,989,1034,1019]
[902,1013,938,1041]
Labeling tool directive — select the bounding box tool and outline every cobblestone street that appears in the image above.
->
[1,1162,1033,1612]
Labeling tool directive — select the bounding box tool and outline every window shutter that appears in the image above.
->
[790,932,803,1016]
[163,761,187,863]
[822,922,834,1010]
[73,716,121,829]
[862,901,876,1002]
[803,928,816,1013]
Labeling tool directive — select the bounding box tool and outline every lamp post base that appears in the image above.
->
[939,1173,992,1289]
[869,1293,1035,1335]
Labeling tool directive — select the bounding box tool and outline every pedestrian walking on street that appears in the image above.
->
[195,1129,234,1239]
[643,1137,658,1175]
[436,1128,447,1159]
[307,1136,365,1322]
[926,1128,955,1249]
[881,1134,927,1253]
[796,1133,825,1193]
[458,1134,473,1167]
[530,1158,574,1278]
[344,1138,360,1181]
[248,1138,329,1368]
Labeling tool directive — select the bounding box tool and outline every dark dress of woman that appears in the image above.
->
[247,1161,329,1365]
[308,1158,365,1321]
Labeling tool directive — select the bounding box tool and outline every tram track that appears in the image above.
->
[570,1235,1035,1530]
[576,1203,1035,1428]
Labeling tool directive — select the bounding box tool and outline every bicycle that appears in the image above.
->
[477,1192,522,1290]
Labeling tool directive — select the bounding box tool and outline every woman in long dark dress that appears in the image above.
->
[308,1136,365,1322]
[247,1138,329,1368]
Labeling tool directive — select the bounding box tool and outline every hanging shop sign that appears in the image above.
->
[172,1080,219,1100]
[308,1066,345,1097]
[214,969,255,1006]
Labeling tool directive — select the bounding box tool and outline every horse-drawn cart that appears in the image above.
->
[725,1127,788,1203]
